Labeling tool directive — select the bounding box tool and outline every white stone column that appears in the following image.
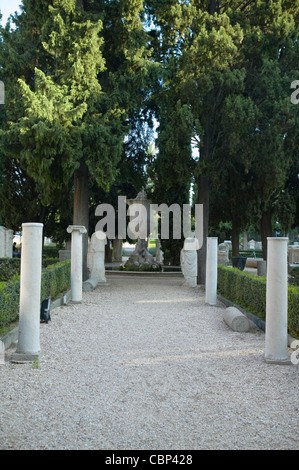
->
[67,225,87,303]
[84,230,107,291]
[12,223,43,363]
[0,227,5,258]
[265,237,290,364]
[5,229,14,258]
[205,237,218,305]
[181,238,199,287]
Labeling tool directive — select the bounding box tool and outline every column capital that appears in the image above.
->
[67,225,87,234]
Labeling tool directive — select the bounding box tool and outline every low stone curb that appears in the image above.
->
[106,271,183,277]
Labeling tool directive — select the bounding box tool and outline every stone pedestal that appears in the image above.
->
[5,229,13,257]
[181,238,200,287]
[288,245,299,264]
[0,226,14,258]
[67,225,87,303]
[265,237,290,364]
[11,223,43,363]
[87,231,107,284]
[218,242,229,266]
[205,237,218,305]
[0,227,5,257]
[257,260,267,276]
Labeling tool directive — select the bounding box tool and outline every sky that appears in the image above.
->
[0,0,22,26]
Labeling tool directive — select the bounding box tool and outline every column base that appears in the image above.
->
[10,350,42,363]
[264,355,292,365]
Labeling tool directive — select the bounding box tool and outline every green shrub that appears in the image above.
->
[0,258,21,281]
[289,266,299,286]
[42,257,60,268]
[0,257,60,282]
[40,260,71,301]
[0,260,71,330]
[42,245,60,259]
[288,285,299,338]
[218,264,299,337]
[0,275,20,329]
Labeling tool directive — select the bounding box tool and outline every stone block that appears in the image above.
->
[288,245,299,264]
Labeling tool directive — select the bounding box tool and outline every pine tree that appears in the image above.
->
[0,0,60,231]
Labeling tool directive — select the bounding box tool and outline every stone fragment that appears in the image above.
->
[223,306,250,332]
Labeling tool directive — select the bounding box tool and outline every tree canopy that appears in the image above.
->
[0,0,298,280]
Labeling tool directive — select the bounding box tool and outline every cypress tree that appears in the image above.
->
[0,0,152,278]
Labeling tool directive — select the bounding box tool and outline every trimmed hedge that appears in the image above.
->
[0,275,20,329]
[0,257,60,281]
[217,264,299,338]
[0,260,71,330]
[289,266,299,286]
[42,245,60,258]
[0,258,21,281]
[40,260,71,302]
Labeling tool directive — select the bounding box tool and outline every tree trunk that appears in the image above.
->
[260,209,273,261]
[197,174,210,284]
[243,231,248,250]
[105,238,112,263]
[73,160,89,281]
[113,236,123,262]
[231,219,240,257]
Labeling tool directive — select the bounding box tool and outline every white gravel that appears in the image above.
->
[0,274,298,450]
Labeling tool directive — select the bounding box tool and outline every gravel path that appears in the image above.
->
[0,275,298,450]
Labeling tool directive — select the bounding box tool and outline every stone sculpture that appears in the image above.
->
[180,237,200,287]
[87,231,107,283]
